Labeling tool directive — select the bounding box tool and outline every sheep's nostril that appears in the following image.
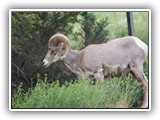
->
[42,59,50,68]
[42,60,46,66]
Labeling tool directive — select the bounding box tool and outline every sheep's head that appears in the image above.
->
[43,34,71,68]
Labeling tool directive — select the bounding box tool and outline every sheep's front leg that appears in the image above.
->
[94,68,104,82]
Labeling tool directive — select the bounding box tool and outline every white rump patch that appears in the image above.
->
[132,36,148,58]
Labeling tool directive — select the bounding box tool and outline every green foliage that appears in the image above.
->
[82,12,109,46]
[133,12,149,44]
[94,12,149,44]
[95,12,128,39]
[11,12,110,91]
[67,12,109,49]
[11,11,149,109]
[11,12,81,91]
[12,13,42,55]
[12,75,143,108]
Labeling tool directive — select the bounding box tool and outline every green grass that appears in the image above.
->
[12,75,143,108]
[11,12,148,109]
[69,12,149,51]
[94,12,149,44]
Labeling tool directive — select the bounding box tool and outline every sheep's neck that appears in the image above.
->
[63,50,83,74]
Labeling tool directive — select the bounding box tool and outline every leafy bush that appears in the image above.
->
[11,12,148,109]
[12,75,143,108]
[11,12,109,91]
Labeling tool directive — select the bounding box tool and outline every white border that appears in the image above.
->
[9,9,150,12]
[9,9,12,111]
[9,9,151,111]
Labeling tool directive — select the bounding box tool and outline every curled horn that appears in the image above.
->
[48,34,71,60]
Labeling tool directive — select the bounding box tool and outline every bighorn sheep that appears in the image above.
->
[43,33,148,108]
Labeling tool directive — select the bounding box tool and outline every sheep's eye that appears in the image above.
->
[51,50,55,54]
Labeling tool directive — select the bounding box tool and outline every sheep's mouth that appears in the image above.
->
[43,64,50,68]
[42,59,51,68]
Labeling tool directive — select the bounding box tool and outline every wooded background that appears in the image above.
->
[11,11,148,92]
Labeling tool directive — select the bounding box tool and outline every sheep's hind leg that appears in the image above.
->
[129,62,148,108]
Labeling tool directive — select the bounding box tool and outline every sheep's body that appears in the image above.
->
[64,36,147,80]
[43,34,148,108]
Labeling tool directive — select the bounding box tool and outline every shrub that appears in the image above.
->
[12,74,143,108]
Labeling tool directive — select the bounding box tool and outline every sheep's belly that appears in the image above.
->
[102,65,131,78]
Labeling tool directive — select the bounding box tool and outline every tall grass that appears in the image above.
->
[12,75,143,108]
[12,12,148,109]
